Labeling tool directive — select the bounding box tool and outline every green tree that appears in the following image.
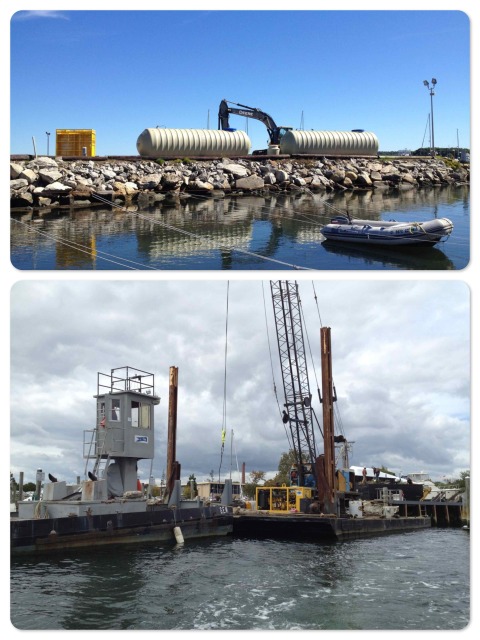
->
[183,473,198,498]
[379,466,396,476]
[269,450,312,486]
[437,470,469,489]
[243,470,266,499]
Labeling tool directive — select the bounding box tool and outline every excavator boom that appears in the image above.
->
[218,99,291,146]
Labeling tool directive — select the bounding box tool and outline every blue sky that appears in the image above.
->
[9,9,471,155]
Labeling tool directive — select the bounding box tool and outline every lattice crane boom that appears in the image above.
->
[270,281,318,486]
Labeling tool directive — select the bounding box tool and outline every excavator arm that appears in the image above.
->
[218,99,291,145]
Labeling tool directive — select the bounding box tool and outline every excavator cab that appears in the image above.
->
[276,126,293,141]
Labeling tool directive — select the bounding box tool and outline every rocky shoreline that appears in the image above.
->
[10,155,470,211]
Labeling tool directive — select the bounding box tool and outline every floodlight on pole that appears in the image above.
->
[423,79,437,157]
[45,131,51,156]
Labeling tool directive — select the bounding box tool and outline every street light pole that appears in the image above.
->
[423,78,437,157]
[46,131,51,156]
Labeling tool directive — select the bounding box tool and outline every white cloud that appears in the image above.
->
[9,279,470,485]
[12,11,70,21]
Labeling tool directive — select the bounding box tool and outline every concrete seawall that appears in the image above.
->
[10,155,469,211]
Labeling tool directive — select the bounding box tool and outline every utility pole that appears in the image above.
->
[320,326,336,513]
[166,366,179,499]
[423,78,437,157]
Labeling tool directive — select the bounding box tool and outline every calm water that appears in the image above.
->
[10,185,469,271]
[10,528,469,630]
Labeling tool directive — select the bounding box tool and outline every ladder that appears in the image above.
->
[83,425,110,479]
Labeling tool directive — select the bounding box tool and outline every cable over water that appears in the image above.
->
[91,194,314,270]
[10,185,469,270]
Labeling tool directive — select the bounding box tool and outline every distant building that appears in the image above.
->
[196,481,243,501]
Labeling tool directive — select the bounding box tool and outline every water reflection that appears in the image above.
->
[321,239,455,270]
[10,185,469,270]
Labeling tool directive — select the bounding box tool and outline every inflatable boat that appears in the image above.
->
[321,216,453,247]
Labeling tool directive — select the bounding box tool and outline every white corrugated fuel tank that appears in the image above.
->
[136,128,251,158]
[280,130,379,156]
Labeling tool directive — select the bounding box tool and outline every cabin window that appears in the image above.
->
[111,399,120,421]
[131,400,151,429]
[98,401,106,427]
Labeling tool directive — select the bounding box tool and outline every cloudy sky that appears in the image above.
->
[9,278,470,486]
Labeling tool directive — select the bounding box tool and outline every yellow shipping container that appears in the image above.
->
[55,129,96,157]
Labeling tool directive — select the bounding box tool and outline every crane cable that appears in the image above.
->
[11,196,314,271]
[218,281,229,482]
[10,217,153,270]
[261,281,294,453]
[311,281,347,439]
[91,194,314,270]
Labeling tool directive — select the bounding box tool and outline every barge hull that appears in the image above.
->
[11,505,232,555]
[233,513,431,541]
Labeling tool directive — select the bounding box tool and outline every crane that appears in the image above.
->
[270,281,341,513]
[270,281,319,488]
[218,99,292,152]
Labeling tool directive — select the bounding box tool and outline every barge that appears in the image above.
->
[11,501,232,555]
[11,366,233,555]
[233,511,431,541]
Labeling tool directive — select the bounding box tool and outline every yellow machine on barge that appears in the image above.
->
[233,282,431,540]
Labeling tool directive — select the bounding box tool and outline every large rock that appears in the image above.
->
[39,169,63,184]
[11,192,33,206]
[356,172,373,187]
[191,179,214,191]
[161,173,183,190]
[27,156,58,169]
[42,181,72,195]
[10,178,29,190]
[113,181,137,196]
[10,163,24,179]
[310,176,327,189]
[124,182,138,195]
[19,169,37,184]
[331,169,346,183]
[235,175,265,191]
[274,170,290,183]
[71,184,94,198]
[137,174,162,188]
[221,163,249,178]
[263,172,276,185]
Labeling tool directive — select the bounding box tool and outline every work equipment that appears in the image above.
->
[218,99,292,153]
[56,129,96,157]
[270,281,319,488]
[270,281,348,514]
